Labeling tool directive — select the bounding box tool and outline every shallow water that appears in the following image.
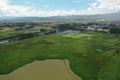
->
[0,60,82,80]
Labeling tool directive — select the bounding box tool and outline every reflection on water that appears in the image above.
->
[0,60,82,80]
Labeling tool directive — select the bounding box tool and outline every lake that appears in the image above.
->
[0,60,82,80]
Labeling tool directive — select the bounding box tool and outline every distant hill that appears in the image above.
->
[0,12,120,21]
[84,12,120,21]
[49,12,120,21]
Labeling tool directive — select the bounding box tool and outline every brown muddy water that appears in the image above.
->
[0,60,82,80]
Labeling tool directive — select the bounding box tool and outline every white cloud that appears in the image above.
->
[0,0,82,17]
[88,0,120,14]
[0,0,33,16]
[0,0,120,17]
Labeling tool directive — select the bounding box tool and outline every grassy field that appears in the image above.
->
[0,26,54,39]
[0,32,120,80]
[0,27,26,39]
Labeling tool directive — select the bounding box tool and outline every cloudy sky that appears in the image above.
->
[0,0,120,17]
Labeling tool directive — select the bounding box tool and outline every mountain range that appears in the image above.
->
[0,12,120,21]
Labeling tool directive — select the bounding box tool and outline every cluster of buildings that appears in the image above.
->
[86,26,110,33]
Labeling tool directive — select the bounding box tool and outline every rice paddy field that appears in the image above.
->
[0,31,120,80]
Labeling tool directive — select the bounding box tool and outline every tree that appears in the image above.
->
[40,29,47,33]
[110,27,120,34]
